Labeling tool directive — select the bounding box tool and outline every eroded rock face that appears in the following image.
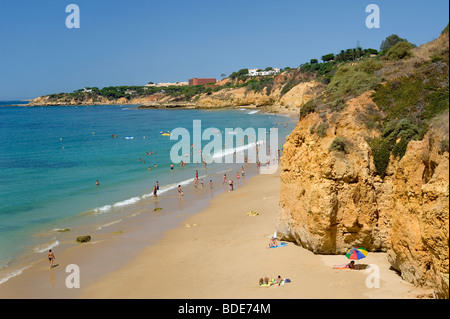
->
[278,93,449,297]
[387,123,449,298]
[278,92,388,254]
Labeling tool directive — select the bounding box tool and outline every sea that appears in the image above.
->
[0,103,297,285]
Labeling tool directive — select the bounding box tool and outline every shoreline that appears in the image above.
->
[0,106,295,297]
[80,167,419,299]
[0,161,263,298]
[0,166,422,299]
[15,102,299,117]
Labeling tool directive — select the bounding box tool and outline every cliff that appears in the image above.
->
[27,70,324,115]
[278,30,449,298]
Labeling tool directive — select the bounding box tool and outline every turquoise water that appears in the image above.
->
[0,105,296,282]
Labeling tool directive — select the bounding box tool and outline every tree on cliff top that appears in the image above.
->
[380,34,408,51]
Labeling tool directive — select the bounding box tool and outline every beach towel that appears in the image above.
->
[259,278,291,287]
[333,264,349,269]
[269,242,287,248]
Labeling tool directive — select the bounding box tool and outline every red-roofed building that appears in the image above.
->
[189,78,217,86]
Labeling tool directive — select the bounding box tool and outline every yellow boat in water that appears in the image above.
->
[161,132,171,136]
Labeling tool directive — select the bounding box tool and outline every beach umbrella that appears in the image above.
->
[345,247,368,260]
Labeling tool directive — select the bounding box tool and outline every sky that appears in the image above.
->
[0,0,448,100]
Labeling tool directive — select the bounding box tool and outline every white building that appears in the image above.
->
[145,82,189,87]
[248,68,280,76]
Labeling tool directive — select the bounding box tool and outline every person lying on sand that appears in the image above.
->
[259,276,291,287]
[333,260,358,270]
[272,275,283,286]
[268,237,277,248]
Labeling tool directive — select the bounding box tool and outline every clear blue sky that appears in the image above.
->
[0,0,448,100]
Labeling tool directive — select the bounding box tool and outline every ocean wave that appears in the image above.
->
[97,219,122,230]
[247,110,259,114]
[0,265,32,285]
[93,177,197,214]
[212,140,263,159]
[93,204,112,214]
[112,196,141,208]
[33,238,59,253]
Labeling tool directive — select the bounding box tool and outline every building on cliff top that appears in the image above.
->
[248,68,280,76]
[188,78,217,85]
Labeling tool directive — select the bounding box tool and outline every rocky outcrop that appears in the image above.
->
[278,91,449,297]
[387,113,449,298]
[278,92,389,254]
[28,73,324,114]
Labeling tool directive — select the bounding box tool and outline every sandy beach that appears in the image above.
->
[0,165,423,299]
[78,167,418,299]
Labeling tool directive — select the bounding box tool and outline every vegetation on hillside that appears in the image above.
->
[299,29,449,180]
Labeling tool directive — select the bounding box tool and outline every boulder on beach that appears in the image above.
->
[76,235,91,243]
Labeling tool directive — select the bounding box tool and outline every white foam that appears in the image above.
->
[247,110,259,114]
[94,204,112,214]
[0,265,32,285]
[113,196,141,208]
[212,140,263,159]
[33,239,59,253]
[97,219,122,230]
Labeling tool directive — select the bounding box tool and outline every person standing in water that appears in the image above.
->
[178,185,183,197]
[153,185,158,197]
[96,180,99,186]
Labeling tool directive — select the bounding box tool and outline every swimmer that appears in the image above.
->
[96,180,99,186]
[156,181,159,190]
[228,179,233,191]
[178,185,184,197]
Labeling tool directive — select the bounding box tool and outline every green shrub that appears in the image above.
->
[300,98,317,119]
[384,42,413,60]
[330,97,347,112]
[357,59,384,74]
[329,137,347,153]
[316,122,328,138]
[327,65,381,99]
[367,137,391,178]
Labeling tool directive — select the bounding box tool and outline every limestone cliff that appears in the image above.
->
[278,30,449,298]
[28,70,323,115]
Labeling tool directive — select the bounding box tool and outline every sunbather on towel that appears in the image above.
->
[268,237,277,248]
[272,275,283,286]
[333,261,356,269]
